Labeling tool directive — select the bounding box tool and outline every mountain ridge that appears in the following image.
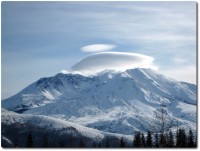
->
[2,68,196,134]
[1,108,132,147]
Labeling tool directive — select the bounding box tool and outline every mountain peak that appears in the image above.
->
[2,68,196,134]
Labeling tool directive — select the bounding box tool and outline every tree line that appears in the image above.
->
[15,104,197,148]
[24,127,196,148]
[133,128,196,148]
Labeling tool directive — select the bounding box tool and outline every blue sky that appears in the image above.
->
[2,1,196,99]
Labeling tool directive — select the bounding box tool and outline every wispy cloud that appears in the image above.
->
[160,66,196,84]
[173,57,188,64]
[81,44,116,53]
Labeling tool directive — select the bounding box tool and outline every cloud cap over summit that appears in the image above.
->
[71,52,158,74]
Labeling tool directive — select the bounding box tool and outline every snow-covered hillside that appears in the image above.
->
[1,108,132,147]
[2,68,196,134]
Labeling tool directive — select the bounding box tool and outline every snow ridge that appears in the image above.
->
[2,68,196,134]
[1,108,132,144]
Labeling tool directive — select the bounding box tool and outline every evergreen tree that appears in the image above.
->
[159,133,166,147]
[91,142,96,148]
[194,132,197,147]
[167,130,174,147]
[105,137,109,147]
[194,137,197,148]
[180,129,187,147]
[120,137,125,147]
[187,129,195,147]
[146,131,152,147]
[141,133,146,147]
[176,129,180,147]
[59,141,65,147]
[133,131,142,147]
[43,134,48,147]
[176,129,187,147]
[154,133,159,147]
[97,142,102,148]
[26,132,33,147]
[165,133,169,147]
[14,138,18,148]
[80,138,85,147]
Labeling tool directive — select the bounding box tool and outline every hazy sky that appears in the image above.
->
[2,1,196,99]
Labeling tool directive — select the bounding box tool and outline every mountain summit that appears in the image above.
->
[2,68,196,134]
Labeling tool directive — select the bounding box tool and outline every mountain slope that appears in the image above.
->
[2,68,196,134]
[1,108,132,147]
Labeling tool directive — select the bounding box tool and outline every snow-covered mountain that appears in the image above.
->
[2,68,197,135]
[1,108,132,147]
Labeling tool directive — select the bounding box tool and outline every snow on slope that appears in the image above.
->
[1,135,14,147]
[1,108,103,139]
[2,68,196,135]
[1,108,133,147]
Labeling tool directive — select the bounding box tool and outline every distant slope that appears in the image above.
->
[2,68,196,134]
[1,108,132,148]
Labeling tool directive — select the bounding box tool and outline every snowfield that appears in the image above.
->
[2,68,196,134]
[1,108,133,147]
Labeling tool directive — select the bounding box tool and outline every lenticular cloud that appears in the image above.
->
[81,44,116,53]
[71,52,158,74]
